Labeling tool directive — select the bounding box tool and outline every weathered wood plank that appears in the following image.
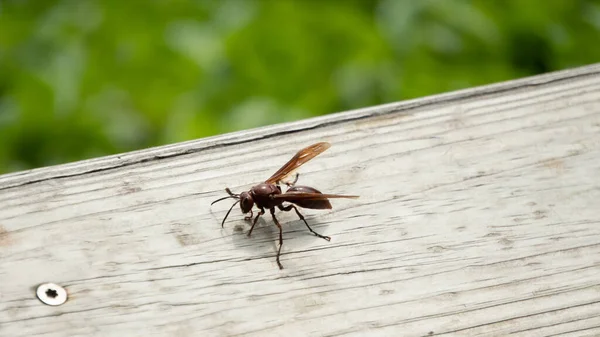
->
[1,64,600,337]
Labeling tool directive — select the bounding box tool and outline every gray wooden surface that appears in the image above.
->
[2,64,600,337]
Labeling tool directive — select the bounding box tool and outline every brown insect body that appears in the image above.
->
[211,142,358,269]
[247,183,282,210]
[284,186,332,209]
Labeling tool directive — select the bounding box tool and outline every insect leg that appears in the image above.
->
[270,208,285,269]
[285,173,300,186]
[278,204,331,241]
[277,173,300,189]
[244,209,254,221]
[247,208,264,237]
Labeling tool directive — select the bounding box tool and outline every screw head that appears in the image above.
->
[36,283,67,306]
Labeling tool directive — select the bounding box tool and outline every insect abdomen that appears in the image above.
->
[286,186,332,209]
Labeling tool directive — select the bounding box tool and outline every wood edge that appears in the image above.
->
[1,63,599,190]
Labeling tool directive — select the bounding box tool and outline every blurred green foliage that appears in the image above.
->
[1,0,600,174]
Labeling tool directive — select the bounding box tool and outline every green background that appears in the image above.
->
[1,0,599,174]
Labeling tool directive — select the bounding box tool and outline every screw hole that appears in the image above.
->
[45,289,58,298]
[36,283,67,306]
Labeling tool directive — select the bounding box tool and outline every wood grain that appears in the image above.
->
[1,64,600,336]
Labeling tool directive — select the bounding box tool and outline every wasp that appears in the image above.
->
[211,142,358,269]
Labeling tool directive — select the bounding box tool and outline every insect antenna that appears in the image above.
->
[210,188,242,227]
[211,187,240,205]
[211,195,236,205]
[220,199,240,228]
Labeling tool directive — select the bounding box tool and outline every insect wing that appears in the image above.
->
[272,192,359,201]
[265,142,331,184]
[273,192,358,210]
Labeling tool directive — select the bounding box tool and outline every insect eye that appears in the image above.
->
[239,193,254,213]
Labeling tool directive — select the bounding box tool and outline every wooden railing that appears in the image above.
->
[2,64,600,336]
